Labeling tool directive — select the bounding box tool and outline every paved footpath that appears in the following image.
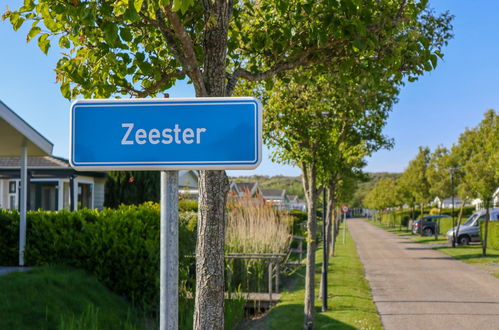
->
[348,218,499,330]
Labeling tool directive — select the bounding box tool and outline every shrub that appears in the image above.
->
[480,221,499,250]
[225,197,292,294]
[288,209,307,236]
[0,204,197,313]
[179,199,198,212]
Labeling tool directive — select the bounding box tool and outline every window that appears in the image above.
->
[9,181,16,193]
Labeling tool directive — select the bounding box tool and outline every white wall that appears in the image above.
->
[93,177,106,210]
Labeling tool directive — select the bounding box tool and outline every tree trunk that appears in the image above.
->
[194,170,229,329]
[319,183,335,302]
[482,200,490,257]
[301,162,318,330]
[326,184,335,258]
[194,2,233,329]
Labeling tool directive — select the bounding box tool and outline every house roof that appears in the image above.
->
[0,156,70,169]
[235,182,257,191]
[441,197,464,203]
[288,195,298,202]
[261,189,285,198]
[0,100,53,156]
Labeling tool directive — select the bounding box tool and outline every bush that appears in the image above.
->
[0,204,197,313]
[288,209,307,236]
[179,199,198,212]
[480,221,499,250]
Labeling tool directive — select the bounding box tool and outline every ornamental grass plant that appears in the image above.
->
[226,197,291,255]
[225,197,292,294]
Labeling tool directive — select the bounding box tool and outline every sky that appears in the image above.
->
[0,1,497,177]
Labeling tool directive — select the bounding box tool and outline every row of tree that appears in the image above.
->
[364,109,498,255]
[4,1,453,329]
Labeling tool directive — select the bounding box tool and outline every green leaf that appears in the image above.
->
[58,35,70,49]
[37,33,50,54]
[26,26,41,42]
[430,54,438,69]
[134,0,144,13]
[120,27,133,42]
[61,82,71,99]
[13,16,25,31]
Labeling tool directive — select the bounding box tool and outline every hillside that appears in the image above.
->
[349,172,401,207]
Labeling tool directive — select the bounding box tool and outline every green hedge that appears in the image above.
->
[480,221,499,250]
[0,204,197,312]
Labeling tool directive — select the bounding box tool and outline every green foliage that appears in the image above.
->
[0,266,140,330]
[349,172,401,207]
[481,222,499,250]
[105,171,160,207]
[179,199,198,212]
[457,110,498,202]
[2,1,453,102]
[363,177,399,211]
[288,209,307,233]
[0,204,197,313]
[427,145,453,199]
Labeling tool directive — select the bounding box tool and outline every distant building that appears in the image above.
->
[260,189,288,210]
[286,195,307,212]
[228,181,261,198]
[432,196,471,209]
[0,156,106,211]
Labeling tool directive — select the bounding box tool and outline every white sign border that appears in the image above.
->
[69,97,263,171]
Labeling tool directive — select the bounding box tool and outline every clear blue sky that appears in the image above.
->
[1,1,497,177]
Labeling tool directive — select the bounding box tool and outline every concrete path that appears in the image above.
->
[348,218,499,330]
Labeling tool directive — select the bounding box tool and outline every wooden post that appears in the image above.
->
[268,262,273,303]
[275,262,280,294]
[299,240,303,263]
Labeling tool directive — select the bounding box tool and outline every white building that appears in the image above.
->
[286,195,307,212]
[178,170,199,199]
[0,156,106,211]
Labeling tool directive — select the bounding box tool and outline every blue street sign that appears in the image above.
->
[70,97,262,170]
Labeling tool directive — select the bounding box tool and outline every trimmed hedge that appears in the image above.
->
[480,221,499,250]
[0,204,197,311]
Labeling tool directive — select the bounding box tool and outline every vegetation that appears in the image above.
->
[4,0,453,327]
[105,172,160,208]
[349,172,401,207]
[226,198,291,255]
[0,266,140,330]
[373,221,499,278]
[231,175,304,199]
[249,223,382,329]
[0,205,196,313]
[363,110,498,254]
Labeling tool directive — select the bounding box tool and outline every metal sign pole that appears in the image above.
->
[160,170,178,330]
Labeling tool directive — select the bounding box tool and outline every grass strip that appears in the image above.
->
[250,222,382,329]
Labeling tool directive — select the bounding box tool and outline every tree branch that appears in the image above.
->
[162,6,207,96]
[120,69,186,98]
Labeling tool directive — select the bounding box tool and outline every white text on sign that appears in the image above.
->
[121,123,207,145]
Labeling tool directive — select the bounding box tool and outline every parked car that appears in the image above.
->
[412,215,451,236]
[446,208,499,245]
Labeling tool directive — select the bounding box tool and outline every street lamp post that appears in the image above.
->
[321,187,328,312]
[450,167,456,248]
